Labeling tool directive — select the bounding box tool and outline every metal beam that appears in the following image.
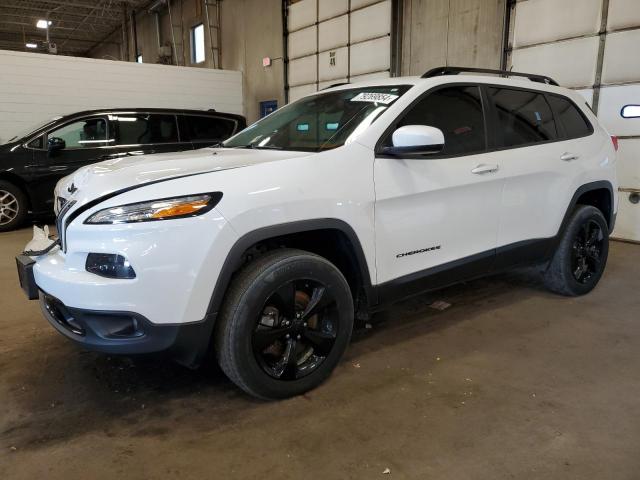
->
[0,10,123,27]
[6,0,125,11]
[59,0,106,47]
[1,21,115,34]
[0,30,120,45]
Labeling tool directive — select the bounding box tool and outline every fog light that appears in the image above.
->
[86,253,136,279]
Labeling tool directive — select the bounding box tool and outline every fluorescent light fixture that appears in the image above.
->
[25,43,38,49]
[36,19,52,29]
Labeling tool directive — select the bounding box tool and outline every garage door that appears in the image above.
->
[286,0,392,103]
[507,0,640,242]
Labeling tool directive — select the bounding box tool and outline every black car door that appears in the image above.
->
[32,115,115,210]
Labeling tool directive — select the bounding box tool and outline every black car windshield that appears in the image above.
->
[4,116,62,144]
[223,85,411,152]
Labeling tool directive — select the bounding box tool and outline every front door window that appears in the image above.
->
[48,118,111,149]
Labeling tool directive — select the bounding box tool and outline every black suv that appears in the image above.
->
[0,108,246,231]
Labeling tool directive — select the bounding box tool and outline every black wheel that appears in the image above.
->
[0,181,27,232]
[544,205,609,296]
[215,249,354,399]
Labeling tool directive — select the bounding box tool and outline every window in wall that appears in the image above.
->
[48,118,111,149]
[112,114,179,145]
[191,24,205,64]
[488,87,557,147]
[392,86,486,156]
[621,104,640,118]
[136,54,143,63]
[547,95,592,139]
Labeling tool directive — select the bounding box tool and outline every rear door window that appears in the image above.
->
[488,87,557,147]
[112,114,179,145]
[547,95,593,139]
[185,115,237,142]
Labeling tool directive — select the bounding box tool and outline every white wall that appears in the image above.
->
[0,49,243,144]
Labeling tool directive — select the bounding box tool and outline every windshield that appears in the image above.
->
[224,85,410,152]
[4,116,62,144]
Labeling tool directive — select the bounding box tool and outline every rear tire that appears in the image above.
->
[215,249,354,400]
[544,205,609,296]
[0,181,27,232]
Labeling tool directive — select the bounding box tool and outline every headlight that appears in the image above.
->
[84,193,222,225]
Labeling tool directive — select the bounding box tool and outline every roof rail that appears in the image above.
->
[421,66,559,86]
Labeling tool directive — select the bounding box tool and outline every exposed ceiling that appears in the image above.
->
[0,0,150,56]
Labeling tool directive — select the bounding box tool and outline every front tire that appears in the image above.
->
[215,249,354,399]
[0,181,27,232]
[544,205,609,296]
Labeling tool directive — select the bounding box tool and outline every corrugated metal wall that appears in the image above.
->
[401,0,506,75]
[285,0,393,102]
[507,0,640,242]
[0,49,243,144]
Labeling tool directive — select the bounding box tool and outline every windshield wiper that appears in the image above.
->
[232,144,282,150]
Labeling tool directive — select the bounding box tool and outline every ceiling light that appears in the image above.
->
[36,19,52,29]
[25,43,38,49]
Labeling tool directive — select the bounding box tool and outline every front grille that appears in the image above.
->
[55,200,76,252]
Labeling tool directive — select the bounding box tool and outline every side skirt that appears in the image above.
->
[371,237,555,311]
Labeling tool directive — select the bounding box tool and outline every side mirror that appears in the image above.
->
[382,125,444,156]
[48,137,66,153]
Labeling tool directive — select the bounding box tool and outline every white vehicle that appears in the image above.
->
[17,67,618,399]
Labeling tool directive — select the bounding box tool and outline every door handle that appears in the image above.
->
[560,152,579,161]
[471,164,499,174]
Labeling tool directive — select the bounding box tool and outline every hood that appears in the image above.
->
[55,147,310,207]
[0,140,20,155]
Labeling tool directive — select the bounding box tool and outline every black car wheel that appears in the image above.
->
[0,181,27,232]
[544,205,609,296]
[215,249,354,399]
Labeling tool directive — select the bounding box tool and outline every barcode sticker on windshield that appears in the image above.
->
[350,92,399,104]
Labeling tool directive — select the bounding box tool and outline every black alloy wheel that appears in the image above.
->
[215,249,354,399]
[544,205,609,296]
[571,219,605,284]
[253,279,339,381]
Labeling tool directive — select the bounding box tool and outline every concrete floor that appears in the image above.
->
[1,226,639,480]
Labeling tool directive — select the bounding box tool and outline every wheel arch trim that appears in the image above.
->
[205,218,375,319]
[562,180,615,234]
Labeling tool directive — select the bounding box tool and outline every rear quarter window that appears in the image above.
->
[186,115,237,142]
[547,95,593,139]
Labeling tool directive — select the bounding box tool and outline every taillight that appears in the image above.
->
[611,135,619,151]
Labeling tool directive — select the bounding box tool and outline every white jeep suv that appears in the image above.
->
[17,67,618,399]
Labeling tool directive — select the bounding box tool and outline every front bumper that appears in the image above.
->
[39,289,215,366]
